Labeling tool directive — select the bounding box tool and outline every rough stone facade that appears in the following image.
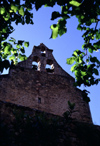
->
[1,100,100,146]
[0,43,92,123]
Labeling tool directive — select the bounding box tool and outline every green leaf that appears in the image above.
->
[77,25,83,30]
[74,50,82,55]
[20,47,25,53]
[35,0,45,10]
[2,54,8,59]
[96,29,100,39]
[9,55,15,60]
[2,28,7,33]
[19,54,27,61]
[93,68,99,75]
[58,27,67,36]
[67,57,75,65]
[73,51,78,56]
[4,45,11,54]
[90,57,97,63]
[71,64,76,72]
[58,19,67,36]
[11,5,18,13]
[61,6,68,15]
[18,40,24,45]
[26,17,31,24]
[88,48,93,53]
[69,0,81,7]
[90,57,100,67]
[94,40,100,49]
[50,24,58,39]
[19,7,24,16]
[82,90,90,102]
[0,7,5,15]
[81,71,86,76]
[24,42,29,47]
[14,52,18,56]
[82,44,85,49]
[16,44,20,49]
[9,38,16,43]
[51,11,61,20]
[3,13,10,21]
[44,0,55,7]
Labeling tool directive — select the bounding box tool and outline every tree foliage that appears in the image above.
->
[0,0,33,71]
[0,0,100,102]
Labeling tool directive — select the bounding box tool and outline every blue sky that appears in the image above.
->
[3,5,100,125]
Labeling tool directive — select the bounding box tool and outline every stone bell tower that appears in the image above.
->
[0,43,92,123]
[16,43,74,78]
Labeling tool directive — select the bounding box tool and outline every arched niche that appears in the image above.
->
[32,56,40,71]
[41,46,46,57]
[45,59,54,73]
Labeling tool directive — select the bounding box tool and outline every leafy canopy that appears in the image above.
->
[0,0,100,102]
[0,0,33,71]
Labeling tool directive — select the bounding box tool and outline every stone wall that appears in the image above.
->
[0,100,100,146]
[0,43,92,123]
[0,67,92,123]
